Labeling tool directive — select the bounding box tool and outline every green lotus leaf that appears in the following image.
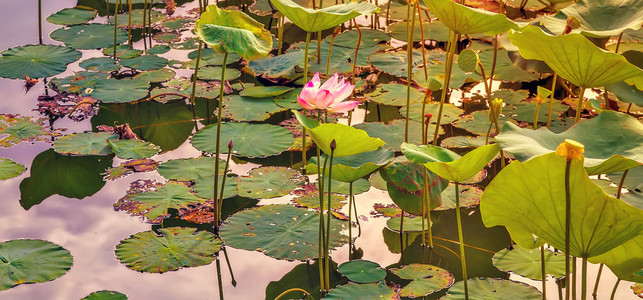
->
[388,20,450,42]
[326,28,391,48]
[187,48,241,66]
[146,44,170,55]
[50,24,127,49]
[221,95,288,121]
[369,49,425,78]
[19,149,112,210]
[91,78,149,103]
[542,0,643,38]
[134,68,176,83]
[266,260,347,300]
[316,178,371,195]
[0,158,25,180]
[115,227,221,273]
[119,55,168,71]
[401,100,464,123]
[481,152,643,259]
[435,183,483,210]
[161,17,192,30]
[197,66,242,81]
[46,7,97,25]
[102,45,142,59]
[288,40,388,75]
[293,187,346,215]
[109,9,167,27]
[391,264,455,297]
[380,159,448,215]
[492,246,567,280]
[192,122,294,158]
[441,135,486,148]
[191,173,239,200]
[0,239,73,291]
[478,49,539,83]
[169,37,201,50]
[443,278,542,299]
[354,120,442,151]
[236,166,303,199]
[153,32,181,43]
[324,282,398,299]
[240,86,294,97]
[508,26,643,88]
[195,5,272,60]
[50,71,108,95]
[401,143,500,183]
[53,132,119,156]
[81,290,127,300]
[158,157,225,181]
[0,44,81,79]
[79,57,120,72]
[0,115,51,147]
[495,111,643,175]
[106,139,160,159]
[338,260,386,284]
[606,81,643,107]
[219,204,348,260]
[307,147,394,183]
[589,235,643,278]
[92,101,193,152]
[421,0,519,35]
[114,181,207,223]
[245,52,305,81]
[364,83,424,106]
[269,0,379,32]
[386,216,432,233]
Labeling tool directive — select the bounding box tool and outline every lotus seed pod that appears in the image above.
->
[457,49,479,73]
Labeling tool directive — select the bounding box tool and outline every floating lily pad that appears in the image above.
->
[53,132,119,156]
[0,239,73,291]
[492,246,567,280]
[354,120,441,151]
[266,260,347,300]
[134,68,176,83]
[102,45,142,59]
[0,44,81,79]
[192,122,294,157]
[107,139,160,159]
[338,260,386,283]
[169,38,200,50]
[328,29,391,48]
[369,50,425,78]
[0,115,51,147]
[365,83,425,106]
[633,283,643,298]
[115,227,221,273]
[542,0,643,37]
[120,55,168,71]
[288,41,387,75]
[246,52,304,81]
[388,20,450,42]
[0,158,25,180]
[324,282,398,299]
[391,264,455,297]
[192,175,239,200]
[51,24,127,49]
[109,9,167,27]
[292,185,346,218]
[91,78,149,103]
[46,7,97,25]
[435,183,483,210]
[187,48,241,66]
[197,66,241,81]
[50,71,108,95]
[240,86,294,97]
[104,158,158,181]
[236,166,303,199]
[145,45,170,55]
[452,110,515,136]
[496,111,643,175]
[221,95,288,121]
[114,181,207,223]
[161,17,192,30]
[81,290,127,300]
[317,178,372,196]
[153,32,181,43]
[442,278,542,299]
[401,100,464,124]
[79,57,120,72]
[386,216,431,233]
[158,157,224,181]
[219,204,348,260]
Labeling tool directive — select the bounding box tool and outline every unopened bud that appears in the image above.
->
[489,98,503,123]
[564,16,580,34]
[330,139,337,151]
[228,140,234,150]
[555,139,585,161]
[424,113,433,125]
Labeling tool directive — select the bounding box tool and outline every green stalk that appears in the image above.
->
[432,31,458,145]
[477,62,500,133]
[318,154,329,292]
[455,182,469,299]
[564,159,572,300]
[190,40,204,119]
[534,103,541,129]
[348,20,362,126]
[581,257,587,300]
[573,257,577,300]
[113,0,121,59]
[348,181,353,257]
[574,87,586,124]
[592,264,603,298]
[277,16,285,55]
[301,32,312,173]
[275,288,314,300]
[213,52,229,229]
[423,168,433,248]
[324,140,336,292]
[127,0,132,48]
[327,28,339,75]
[218,142,233,222]
[143,0,148,50]
[542,246,547,300]
[404,1,416,142]
[38,0,43,44]
[221,247,237,287]
[216,257,224,300]
[609,279,620,300]
[546,73,558,129]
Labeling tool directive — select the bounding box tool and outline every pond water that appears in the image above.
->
[0,0,640,299]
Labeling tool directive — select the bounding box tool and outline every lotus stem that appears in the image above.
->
[352,185,361,238]
[616,169,628,199]
[542,246,547,300]
[217,141,233,222]
[148,0,153,46]
[190,40,204,120]
[609,279,620,300]
[573,257,577,300]
[477,62,500,133]
[417,4,428,81]
[614,32,623,54]
[592,264,603,298]
[534,103,541,130]
[127,0,132,47]
[143,0,148,50]
[546,73,558,129]
[301,31,312,174]
[574,87,586,124]
[564,159,572,300]
[319,154,329,293]
[277,15,284,55]
[38,0,42,44]
[489,35,499,90]
[385,0,391,26]
[113,0,121,59]
[423,168,433,248]
[221,246,236,287]
[348,181,353,256]
[212,52,229,229]
[348,20,362,127]
[216,256,224,300]
[404,1,416,143]
[454,182,469,300]
[275,288,314,300]
[326,27,340,75]
[432,31,458,145]
[581,257,588,300]
[324,140,336,292]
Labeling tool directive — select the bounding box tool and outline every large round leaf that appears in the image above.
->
[0,158,25,180]
[53,132,119,156]
[390,264,455,297]
[0,115,52,147]
[106,139,160,159]
[0,44,81,79]
[91,78,149,103]
[481,152,643,273]
[269,0,379,32]
[221,95,287,121]
[495,111,643,175]
[46,7,96,25]
[353,120,442,151]
[158,157,224,181]
[120,55,168,71]
[236,166,303,199]
[79,57,120,72]
[191,122,294,158]
[246,52,304,81]
[196,66,242,81]
[508,26,643,88]
[443,278,542,299]
[0,239,73,290]
[115,227,221,273]
[380,159,448,215]
[219,205,348,261]
[307,147,394,183]
[421,0,519,35]
[492,246,567,280]
[50,24,127,49]
[364,83,424,106]
[324,282,398,299]
[338,260,386,284]
[195,5,272,60]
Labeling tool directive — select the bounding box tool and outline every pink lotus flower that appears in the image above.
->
[297,72,358,113]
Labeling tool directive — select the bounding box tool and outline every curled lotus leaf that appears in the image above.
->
[307,147,394,183]
[50,24,127,49]
[338,260,386,283]
[421,0,520,35]
[0,44,81,79]
[380,159,448,215]
[435,183,483,210]
[492,246,567,280]
[0,239,73,291]
[0,114,52,147]
[443,278,542,299]
[236,166,304,199]
[0,158,25,180]
[53,132,119,156]
[191,122,294,158]
[508,26,643,88]
[115,227,221,273]
[195,5,272,60]
[269,0,379,32]
[495,111,643,175]
[324,282,398,299]
[390,264,455,297]
[219,204,348,261]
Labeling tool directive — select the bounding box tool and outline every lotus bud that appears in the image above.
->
[228,140,234,150]
[424,113,433,125]
[556,139,585,161]
[330,139,337,151]
[489,98,503,123]
[564,16,580,34]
